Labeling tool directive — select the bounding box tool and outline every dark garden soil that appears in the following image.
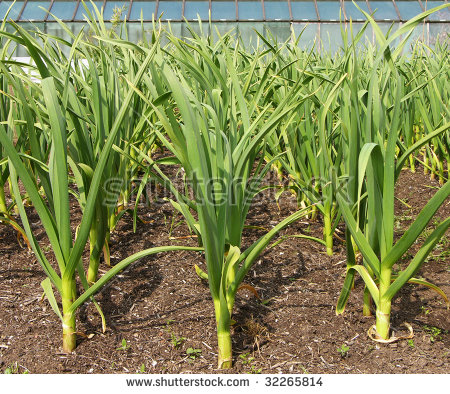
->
[0,166,449,374]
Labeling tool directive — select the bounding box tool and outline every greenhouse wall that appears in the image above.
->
[1,0,449,55]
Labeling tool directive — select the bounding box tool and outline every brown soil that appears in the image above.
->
[0,166,449,374]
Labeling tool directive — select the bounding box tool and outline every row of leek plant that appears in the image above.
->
[259,3,449,337]
[264,11,449,257]
[0,14,31,245]
[333,6,450,340]
[412,41,449,184]
[264,35,347,256]
[0,21,201,353]
[379,37,449,182]
[2,0,161,281]
[127,23,323,368]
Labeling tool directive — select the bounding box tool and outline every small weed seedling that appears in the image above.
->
[407,339,415,348]
[421,306,431,315]
[248,365,263,374]
[239,352,262,374]
[239,352,255,365]
[423,325,445,343]
[117,338,129,351]
[3,362,28,374]
[170,333,185,348]
[165,320,185,348]
[186,347,202,360]
[41,244,52,253]
[338,344,350,358]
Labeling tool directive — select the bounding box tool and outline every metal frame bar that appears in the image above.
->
[155,0,159,20]
[44,0,55,22]
[16,0,27,21]
[366,0,374,45]
[365,0,372,15]
[287,0,293,22]
[313,0,319,21]
[317,19,321,52]
[127,0,133,21]
[340,0,347,21]
[391,0,401,21]
[72,0,81,22]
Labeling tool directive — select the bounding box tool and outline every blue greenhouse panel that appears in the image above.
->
[0,1,24,20]
[238,1,263,21]
[20,1,51,21]
[74,1,104,21]
[184,1,210,21]
[290,1,318,21]
[46,1,78,21]
[369,1,398,21]
[158,1,183,21]
[129,1,156,21]
[264,1,290,21]
[395,1,423,21]
[211,1,236,21]
[317,1,344,21]
[344,1,371,21]
[102,2,130,20]
[423,1,450,21]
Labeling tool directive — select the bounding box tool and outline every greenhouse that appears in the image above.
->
[1,0,449,51]
[0,0,449,380]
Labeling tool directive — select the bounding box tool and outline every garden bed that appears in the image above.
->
[0,167,448,374]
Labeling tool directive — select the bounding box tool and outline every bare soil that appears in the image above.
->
[0,166,448,374]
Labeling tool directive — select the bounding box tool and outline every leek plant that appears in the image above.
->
[140,29,316,368]
[336,132,450,339]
